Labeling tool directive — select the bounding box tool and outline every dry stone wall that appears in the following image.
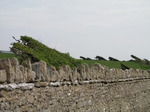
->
[0,57,150,84]
[0,58,150,112]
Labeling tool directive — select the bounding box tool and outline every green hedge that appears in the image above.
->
[11,36,81,69]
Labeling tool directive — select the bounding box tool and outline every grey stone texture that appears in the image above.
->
[0,79,150,112]
[0,58,150,111]
[0,70,7,83]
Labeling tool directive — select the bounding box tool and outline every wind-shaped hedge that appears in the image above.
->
[10,36,81,68]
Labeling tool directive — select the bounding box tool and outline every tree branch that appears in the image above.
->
[12,36,20,43]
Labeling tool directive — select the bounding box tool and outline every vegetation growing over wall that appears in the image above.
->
[10,36,81,68]
[79,54,150,70]
[80,60,150,70]
[108,57,119,61]
[131,55,141,61]
[1,36,150,70]
[95,56,107,61]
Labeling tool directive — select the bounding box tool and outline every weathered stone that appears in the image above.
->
[78,81,84,85]
[18,83,34,90]
[72,80,78,85]
[49,82,61,87]
[62,65,72,81]
[47,66,59,82]
[128,68,134,78]
[40,61,48,81]
[8,83,19,89]
[110,68,116,80]
[105,68,111,80]
[89,80,99,84]
[142,70,150,77]
[35,82,49,87]
[58,67,66,81]
[18,65,26,82]
[10,58,24,83]
[0,70,7,83]
[27,95,34,104]
[62,81,71,86]
[10,57,19,67]
[0,91,9,98]
[0,83,35,91]
[23,60,35,82]
[0,58,15,83]
[82,80,90,84]
[0,70,149,112]
[21,105,29,112]
[24,67,29,81]
[22,59,32,69]
[32,61,48,82]
[26,69,35,82]
[72,68,79,81]
[77,64,90,80]
[0,58,150,111]
[90,64,101,80]
[0,84,9,90]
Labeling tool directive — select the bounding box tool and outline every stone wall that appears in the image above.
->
[0,58,150,112]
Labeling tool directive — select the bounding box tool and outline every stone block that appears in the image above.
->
[23,60,35,82]
[62,65,72,81]
[0,58,15,83]
[49,82,62,87]
[10,58,24,83]
[35,82,49,87]
[47,66,59,82]
[32,61,48,82]
[18,83,34,90]
[77,64,90,80]
[72,68,79,81]
[0,70,7,83]
[58,67,66,81]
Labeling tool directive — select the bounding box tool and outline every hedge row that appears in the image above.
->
[11,36,81,69]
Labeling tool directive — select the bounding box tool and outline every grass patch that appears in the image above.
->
[122,61,150,70]
[1,51,150,70]
[0,52,15,59]
[80,60,150,70]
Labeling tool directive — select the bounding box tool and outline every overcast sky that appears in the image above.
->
[0,0,150,60]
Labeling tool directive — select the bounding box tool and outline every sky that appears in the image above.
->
[0,0,150,60]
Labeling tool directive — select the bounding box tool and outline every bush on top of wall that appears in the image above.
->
[10,36,81,69]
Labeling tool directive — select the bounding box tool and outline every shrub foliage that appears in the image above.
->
[10,36,81,68]
[109,57,119,61]
[95,56,107,60]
